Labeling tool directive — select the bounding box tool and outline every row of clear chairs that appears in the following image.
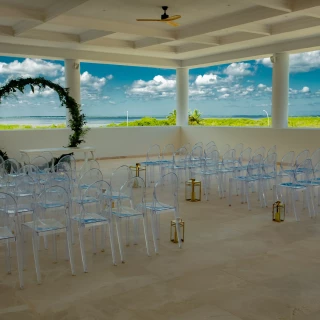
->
[1,158,182,288]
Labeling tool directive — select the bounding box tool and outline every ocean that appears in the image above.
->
[0,115,270,127]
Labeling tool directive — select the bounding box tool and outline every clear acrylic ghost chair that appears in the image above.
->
[218,144,230,160]
[110,165,133,203]
[181,143,191,153]
[311,161,320,211]
[194,150,220,201]
[260,152,277,205]
[275,160,314,221]
[112,177,150,262]
[234,143,244,159]
[295,150,310,172]
[31,156,49,173]
[229,154,264,210]
[11,175,37,217]
[311,148,320,169]
[40,151,54,172]
[252,146,266,158]
[159,144,175,177]
[237,148,252,172]
[20,153,30,166]
[266,145,277,158]
[278,151,295,184]
[205,141,216,149]
[58,154,77,183]
[165,147,188,183]
[204,144,218,160]
[22,186,75,283]
[78,159,100,178]
[141,144,161,187]
[192,141,203,149]
[72,180,116,272]
[216,149,236,198]
[145,172,181,254]
[0,193,24,288]
[3,159,22,189]
[188,145,203,179]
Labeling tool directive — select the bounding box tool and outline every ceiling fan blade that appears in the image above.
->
[163,15,181,21]
[166,21,179,27]
[136,18,162,21]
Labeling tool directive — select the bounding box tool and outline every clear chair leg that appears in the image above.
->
[150,213,159,254]
[78,226,88,272]
[142,214,150,257]
[133,219,139,245]
[125,218,130,246]
[52,233,58,263]
[100,225,106,252]
[32,232,41,284]
[5,239,11,274]
[66,226,76,276]
[16,236,24,289]
[107,222,117,266]
[92,227,97,254]
[115,217,125,263]
[228,178,233,206]
[291,190,299,221]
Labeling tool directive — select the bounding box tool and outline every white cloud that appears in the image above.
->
[258,83,266,89]
[106,74,113,80]
[217,87,228,92]
[126,75,176,98]
[27,87,55,98]
[219,93,230,99]
[81,71,106,90]
[224,62,253,76]
[195,73,218,86]
[301,86,310,93]
[0,58,63,78]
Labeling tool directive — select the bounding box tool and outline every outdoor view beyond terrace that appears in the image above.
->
[0,50,319,128]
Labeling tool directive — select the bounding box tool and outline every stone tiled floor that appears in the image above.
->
[1,157,320,319]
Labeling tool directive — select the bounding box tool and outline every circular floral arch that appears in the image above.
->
[0,77,88,147]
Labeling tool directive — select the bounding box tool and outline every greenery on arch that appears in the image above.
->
[0,77,89,147]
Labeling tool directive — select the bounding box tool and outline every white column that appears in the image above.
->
[176,67,189,126]
[271,52,289,129]
[64,59,81,124]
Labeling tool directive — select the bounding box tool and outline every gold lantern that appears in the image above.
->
[129,163,146,187]
[185,178,201,202]
[170,218,185,243]
[272,201,285,222]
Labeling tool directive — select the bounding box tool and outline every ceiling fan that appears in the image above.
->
[136,6,181,27]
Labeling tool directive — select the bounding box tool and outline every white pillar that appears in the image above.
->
[271,52,289,129]
[176,67,189,126]
[64,59,81,124]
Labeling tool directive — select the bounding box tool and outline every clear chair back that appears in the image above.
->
[110,165,133,192]
[204,150,219,169]
[263,153,277,177]
[190,145,203,162]
[234,143,244,158]
[295,149,310,167]
[266,145,277,158]
[295,159,314,181]
[193,142,203,149]
[239,147,252,166]
[31,156,49,172]
[162,144,175,161]
[247,154,263,177]
[119,176,145,209]
[0,192,18,233]
[221,149,235,169]
[173,147,188,166]
[219,144,230,158]
[79,168,103,189]
[280,151,295,176]
[146,144,161,162]
[311,148,320,169]
[253,146,266,158]
[154,172,179,208]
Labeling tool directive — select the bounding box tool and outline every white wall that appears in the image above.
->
[0,126,181,160]
[181,126,320,160]
[1,125,319,162]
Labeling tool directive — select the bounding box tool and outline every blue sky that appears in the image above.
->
[0,50,319,119]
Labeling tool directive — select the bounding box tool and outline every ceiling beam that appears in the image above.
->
[20,30,80,43]
[83,37,134,49]
[14,0,89,36]
[187,35,220,45]
[176,43,217,54]
[238,24,271,35]
[79,30,114,43]
[0,4,44,21]
[241,0,292,12]
[51,16,176,40]
[271,16,320,34]
[0,26,14,37]
[219,32,266,45]
[182,34,320,68]
[0,43,181,68]
[134,38,172,49]
[177,7,286,40]
[292,0,320,12]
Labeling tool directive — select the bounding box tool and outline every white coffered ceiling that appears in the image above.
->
[0,0,320,68]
